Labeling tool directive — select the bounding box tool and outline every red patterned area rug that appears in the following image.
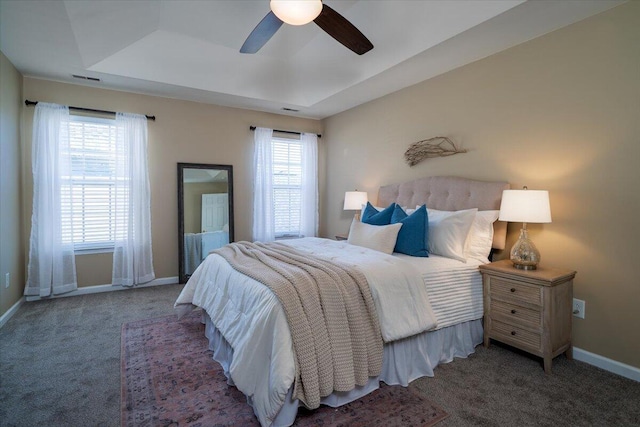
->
[121,311,449,427]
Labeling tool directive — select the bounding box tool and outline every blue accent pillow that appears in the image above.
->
[361,202,395,225]
[390,204,429,257]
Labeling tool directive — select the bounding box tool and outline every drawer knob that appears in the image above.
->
[511,309,517,314]
[511,331,517,336]
[510,288,516,293]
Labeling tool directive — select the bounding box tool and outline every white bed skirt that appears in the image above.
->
[203,312,483,427]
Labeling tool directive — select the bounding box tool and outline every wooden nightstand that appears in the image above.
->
[479,259,576,374]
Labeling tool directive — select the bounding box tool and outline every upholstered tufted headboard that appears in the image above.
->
[377,176,510,250]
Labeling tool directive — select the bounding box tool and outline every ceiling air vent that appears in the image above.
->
[281,107,299,112]
[72,74,101,82]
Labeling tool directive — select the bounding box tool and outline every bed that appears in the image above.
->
[175,175,510,426]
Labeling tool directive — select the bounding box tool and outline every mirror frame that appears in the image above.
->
[178,162,234,284]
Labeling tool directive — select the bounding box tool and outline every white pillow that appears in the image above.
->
[426,208,478,262]
[464,210,500,263]
[347,219,402,254]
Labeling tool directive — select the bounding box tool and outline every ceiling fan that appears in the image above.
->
[240,0,373,55]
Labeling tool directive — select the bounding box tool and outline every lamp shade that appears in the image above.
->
[344,191,368,210]
[270,0,323,26]
[499,189,551,223]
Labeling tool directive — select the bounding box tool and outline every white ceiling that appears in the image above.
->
[0,0,624,119]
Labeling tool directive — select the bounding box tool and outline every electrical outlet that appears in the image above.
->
[573,298,585,319]
[4,273,9,289]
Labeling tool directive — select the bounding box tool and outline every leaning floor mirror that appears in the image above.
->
[178,163,234,283]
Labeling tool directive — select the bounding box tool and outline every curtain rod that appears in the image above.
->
[250,125,321,138]
[24,100,156,121]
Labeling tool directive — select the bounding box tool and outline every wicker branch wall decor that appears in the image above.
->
[404,136,467,167]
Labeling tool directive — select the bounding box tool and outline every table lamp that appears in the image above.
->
[344,191,368,221]
[498,187,552,270]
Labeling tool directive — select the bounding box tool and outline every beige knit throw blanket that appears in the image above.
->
[214,241,383,409]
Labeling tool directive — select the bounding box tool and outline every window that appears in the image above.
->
[27,103,154,293]
[272,137,302,238]
[253,127,317,242]
[62,115,119,252]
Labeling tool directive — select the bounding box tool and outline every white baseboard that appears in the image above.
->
[0,296,26,329]
[573,347,640,382]
[24,276,179,302]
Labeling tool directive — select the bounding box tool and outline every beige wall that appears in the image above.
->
[21,78,323,289]
[321,2,640,368]
[0,52,25,316]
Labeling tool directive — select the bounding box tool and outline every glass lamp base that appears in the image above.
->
[510,228,540,270]
[512,261,538,270]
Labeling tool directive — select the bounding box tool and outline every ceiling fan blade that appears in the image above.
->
[313,4,373,55]
[240,11,283,54]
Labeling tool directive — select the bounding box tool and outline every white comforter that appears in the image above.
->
[174,237,436,426]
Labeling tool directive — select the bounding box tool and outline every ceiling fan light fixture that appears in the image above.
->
[270,0,323,26]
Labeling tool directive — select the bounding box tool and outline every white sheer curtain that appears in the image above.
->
[252,127,275,242]
[25,103,78,297]
[112,112,155,286]
[299,132,318,238]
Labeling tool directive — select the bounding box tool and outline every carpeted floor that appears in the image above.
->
[121,311,448,427]
[1,284,639,426]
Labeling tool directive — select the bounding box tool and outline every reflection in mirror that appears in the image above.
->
[178,163,234,283]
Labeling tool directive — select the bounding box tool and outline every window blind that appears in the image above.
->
[272,137,302,238]
[61,115,119,251]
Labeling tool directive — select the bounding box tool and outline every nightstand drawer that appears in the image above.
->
[490,300,541,330]
[490,277,542,307]
[491,320,541,352]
